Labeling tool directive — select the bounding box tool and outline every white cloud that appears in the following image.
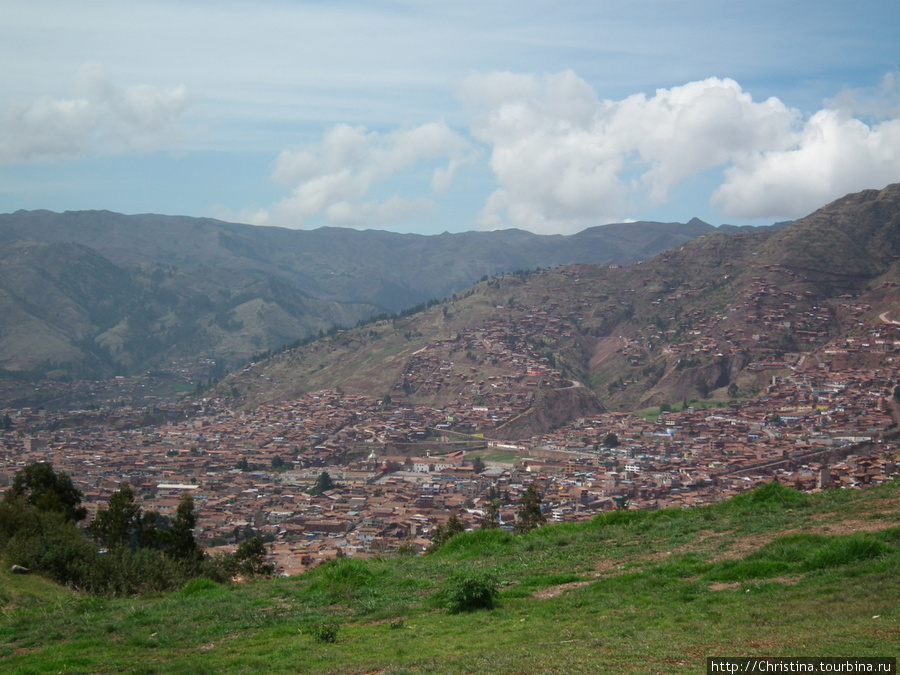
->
[460,70,900,232]
[712,110,900,219]
[260,121,475,228]
[616,79,798,203]
[0,63,190,164]
[462,72,803,233]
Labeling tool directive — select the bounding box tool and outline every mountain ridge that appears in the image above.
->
[0,210,728,379]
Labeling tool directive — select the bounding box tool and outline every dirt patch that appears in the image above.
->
[710,529,800,562]
[672,529,731,553]
[533,580,592,599]
[593,557,636,576]
[806,518,896,536]
[589,335,626,370]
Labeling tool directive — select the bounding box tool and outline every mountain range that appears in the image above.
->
[0,209,731,378]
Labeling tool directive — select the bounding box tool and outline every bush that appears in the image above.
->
[78,547,190,596]
[443,569,499,613]
[201,552,240,584]
[310,620,340,643]
[5,512,98,587]
[234,536,275,577]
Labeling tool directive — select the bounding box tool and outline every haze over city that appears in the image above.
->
[2,0,900,234]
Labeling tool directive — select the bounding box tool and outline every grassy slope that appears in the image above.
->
[1,482,898,674]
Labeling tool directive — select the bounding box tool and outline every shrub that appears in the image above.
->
[234,536,275,577]
[78,547,190,596]
[201,552,240,584]
[4,510,98,587]
[443,569,499,613]
[310,620,340,643]
[395,539,417,556]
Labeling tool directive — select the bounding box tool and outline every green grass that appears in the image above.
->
[477,449,521,464]
[637,399,729,422]
[2,481,899,673]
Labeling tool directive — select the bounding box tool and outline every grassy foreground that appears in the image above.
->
[1,482,898,674]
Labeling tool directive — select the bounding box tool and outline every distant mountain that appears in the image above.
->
[217,184,900,431]
[0,210,718,378]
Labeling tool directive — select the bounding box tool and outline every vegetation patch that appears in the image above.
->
[1,481,898,673]
[442,568,500,613]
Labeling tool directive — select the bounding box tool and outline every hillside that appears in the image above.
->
[0,239,373,378]
[2,481,897,673]
[220,184,900,421]
[0,210,718,380]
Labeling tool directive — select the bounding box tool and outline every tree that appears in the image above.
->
[88,483,141,549]
[1,414,11,431]
[167,493,201,563]
[603,432,619,448]
[429,513,465,551]
[727,383,740,398]
[234,536,274,577]
[311,471,335,495]
[270,455,286,470]
[7,462,87,522]
[481,499,500,529]
[137,510,169,550]
[514,483,545,534]
[471,456,485,474]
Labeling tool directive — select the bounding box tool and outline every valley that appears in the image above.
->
[3,186,900,575]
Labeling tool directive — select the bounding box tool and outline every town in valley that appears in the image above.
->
[3,266,898,575]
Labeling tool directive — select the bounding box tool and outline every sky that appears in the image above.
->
[2,1,899,236]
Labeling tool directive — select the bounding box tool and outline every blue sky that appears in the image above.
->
[2,1,899,235]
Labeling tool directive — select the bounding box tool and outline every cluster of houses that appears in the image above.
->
[3,265,900,573]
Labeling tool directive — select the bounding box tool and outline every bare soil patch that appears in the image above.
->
[533,580,592,599]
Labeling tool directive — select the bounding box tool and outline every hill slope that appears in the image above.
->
[1,481,897,674]
[0,210,718,379]
[219,184,900,419]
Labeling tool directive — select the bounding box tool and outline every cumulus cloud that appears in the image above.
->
[461,71,802,233]
[260,122,475,228]
[710,73,900,219]
[461,70,900,233]
[712,111,900,218]
[0,62,190,164]
[234,71,900,233]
